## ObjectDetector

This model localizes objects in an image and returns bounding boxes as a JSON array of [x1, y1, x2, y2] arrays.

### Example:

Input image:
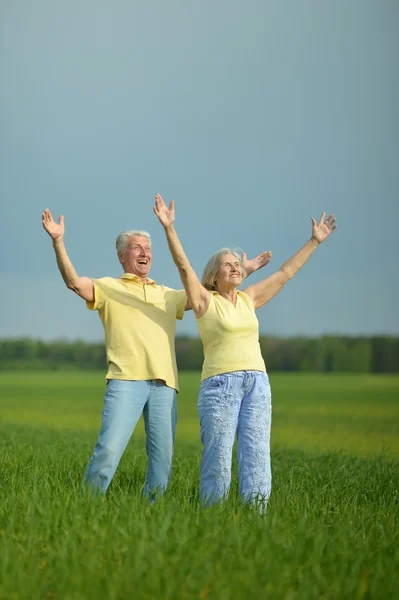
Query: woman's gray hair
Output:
[[116, 230, 152, 254], [201, 248, 246, 291]]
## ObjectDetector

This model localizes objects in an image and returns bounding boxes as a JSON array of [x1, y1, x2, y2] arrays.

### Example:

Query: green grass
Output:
[[1, 372, 399, 599]]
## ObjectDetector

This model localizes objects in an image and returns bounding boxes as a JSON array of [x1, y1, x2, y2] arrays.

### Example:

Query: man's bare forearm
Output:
[[52, 237, 82, 291], [42, 208, 94, 301]]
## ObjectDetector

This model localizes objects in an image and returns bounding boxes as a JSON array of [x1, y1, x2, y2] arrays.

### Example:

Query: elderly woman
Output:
[[154, 194, 336, 506]]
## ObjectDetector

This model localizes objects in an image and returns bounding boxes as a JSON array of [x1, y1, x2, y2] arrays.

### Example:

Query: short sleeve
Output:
[[86, 278, 107, 311], [174, 289, 188, 320]]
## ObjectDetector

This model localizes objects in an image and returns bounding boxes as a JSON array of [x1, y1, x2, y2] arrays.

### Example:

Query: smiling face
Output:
[[119, 235, 153, 278], [214, 253, 243, 290]]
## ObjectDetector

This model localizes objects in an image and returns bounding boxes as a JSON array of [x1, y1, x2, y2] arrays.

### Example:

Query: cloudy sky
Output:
[[1, 0, 398, 341]]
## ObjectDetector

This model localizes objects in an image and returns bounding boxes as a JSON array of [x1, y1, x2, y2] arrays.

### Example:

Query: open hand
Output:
[[242, 250, 272, 276], [311, 212, 337, 244], [42, 209, 64, 240], [153, 194, 175, 228]]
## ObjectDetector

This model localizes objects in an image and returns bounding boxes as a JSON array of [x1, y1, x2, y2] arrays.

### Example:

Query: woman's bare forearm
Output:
[[163, 224, 209, 314], [163, 224, 192, 275], [279, 238, 319, 281], [244, 212, 336, 309], [244, 238, 319, 308]]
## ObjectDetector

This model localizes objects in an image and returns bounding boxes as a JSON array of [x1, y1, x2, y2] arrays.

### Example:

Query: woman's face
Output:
[[215, 253, 243, 289]]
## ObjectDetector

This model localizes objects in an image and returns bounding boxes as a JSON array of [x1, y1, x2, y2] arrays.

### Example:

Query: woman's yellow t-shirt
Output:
[[196, 290, 266, 381]]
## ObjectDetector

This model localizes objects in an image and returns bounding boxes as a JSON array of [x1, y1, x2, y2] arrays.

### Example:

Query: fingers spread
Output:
[[325, 214, 337, 232], [259, 251, 272, 262], [155, 193, 165, 208], [42, 209, 52, 225]]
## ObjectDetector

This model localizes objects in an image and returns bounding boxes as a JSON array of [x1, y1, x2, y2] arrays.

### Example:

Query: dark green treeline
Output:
[[0, 336, 398, 373]]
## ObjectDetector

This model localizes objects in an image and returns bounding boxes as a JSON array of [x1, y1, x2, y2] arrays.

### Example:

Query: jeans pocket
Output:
[[200, 374, 227, 392], [198, 375, 230, 412]]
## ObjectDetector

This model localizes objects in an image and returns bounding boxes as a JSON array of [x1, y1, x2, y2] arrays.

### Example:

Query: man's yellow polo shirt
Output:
[[86, 274, 187, 391]]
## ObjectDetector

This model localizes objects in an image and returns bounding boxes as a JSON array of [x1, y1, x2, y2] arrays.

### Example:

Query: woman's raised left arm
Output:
[[243, 212, 337, 310]]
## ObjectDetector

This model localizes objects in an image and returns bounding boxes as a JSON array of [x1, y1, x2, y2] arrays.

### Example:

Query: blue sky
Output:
[[1, 0, 398, 341]]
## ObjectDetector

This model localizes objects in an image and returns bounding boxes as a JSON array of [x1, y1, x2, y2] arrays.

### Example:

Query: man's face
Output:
[[119, 235, 152, 278]]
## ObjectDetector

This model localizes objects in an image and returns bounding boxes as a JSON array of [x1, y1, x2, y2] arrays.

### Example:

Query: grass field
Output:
[[1, 371, 398, 599]]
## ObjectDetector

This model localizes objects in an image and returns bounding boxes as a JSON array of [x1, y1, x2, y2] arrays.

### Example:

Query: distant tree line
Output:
[[0, 336, 398, 373]]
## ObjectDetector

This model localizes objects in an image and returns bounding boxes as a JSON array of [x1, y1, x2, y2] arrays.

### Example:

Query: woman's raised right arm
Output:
[[42, 209, 94, 302], [153, 194, 210, 318]]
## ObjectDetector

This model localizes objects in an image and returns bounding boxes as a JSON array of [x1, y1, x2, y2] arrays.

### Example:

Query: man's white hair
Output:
[[116, 230, 152, 254], [201, 247, 246, 291]]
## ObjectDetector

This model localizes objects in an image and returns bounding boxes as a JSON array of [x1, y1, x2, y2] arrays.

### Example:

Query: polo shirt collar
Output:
[[120, 273, 157, 285]]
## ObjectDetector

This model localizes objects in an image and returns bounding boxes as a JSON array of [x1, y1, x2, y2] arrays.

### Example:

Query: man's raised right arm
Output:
[[42, 209, 94, 302]]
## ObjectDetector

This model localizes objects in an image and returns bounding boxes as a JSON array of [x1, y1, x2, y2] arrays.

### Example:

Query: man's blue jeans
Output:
[[84, 379, 177, 495], [198, 370, 272, 506]]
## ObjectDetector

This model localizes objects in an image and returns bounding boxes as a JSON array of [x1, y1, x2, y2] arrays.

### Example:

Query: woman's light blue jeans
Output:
[[84, 379, 177, 496], [198, 370, 272, 507]]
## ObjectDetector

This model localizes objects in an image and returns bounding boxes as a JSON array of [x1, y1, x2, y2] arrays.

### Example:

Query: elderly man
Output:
[[42, 207, 270, 496]]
